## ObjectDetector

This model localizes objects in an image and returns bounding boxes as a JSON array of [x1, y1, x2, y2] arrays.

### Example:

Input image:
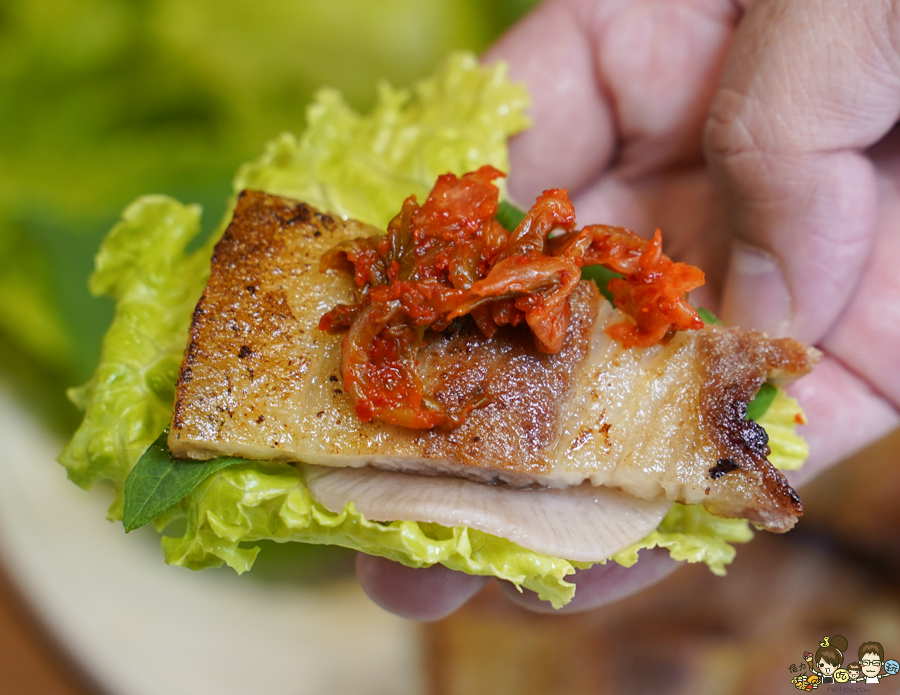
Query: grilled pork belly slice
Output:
[[169, 190, 819, 533], [305, 465, 670, 562]]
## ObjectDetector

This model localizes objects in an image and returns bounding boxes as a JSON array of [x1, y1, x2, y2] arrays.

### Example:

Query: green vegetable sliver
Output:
[[123, 432, 247, 532]]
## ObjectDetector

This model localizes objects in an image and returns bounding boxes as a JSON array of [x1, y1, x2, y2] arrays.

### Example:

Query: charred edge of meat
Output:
[[697, 329, 815, 521], [708, 458, 740, 480]]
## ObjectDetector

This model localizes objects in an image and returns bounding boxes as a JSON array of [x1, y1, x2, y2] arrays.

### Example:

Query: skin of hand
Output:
[[356, 0, 900, 620]]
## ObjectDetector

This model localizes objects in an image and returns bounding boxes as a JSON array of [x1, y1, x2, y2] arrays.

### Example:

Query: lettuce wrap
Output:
[[59, 53, 809, 609]]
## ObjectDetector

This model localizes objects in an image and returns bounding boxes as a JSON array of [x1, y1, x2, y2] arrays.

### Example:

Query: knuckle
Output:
[[703, 87, 765, 172]]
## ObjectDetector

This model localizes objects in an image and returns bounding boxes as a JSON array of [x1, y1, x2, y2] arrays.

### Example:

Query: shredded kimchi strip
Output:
[[319, 166, 705, 429]]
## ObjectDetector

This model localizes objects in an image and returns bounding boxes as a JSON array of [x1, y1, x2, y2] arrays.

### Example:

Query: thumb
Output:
[[704, 0, 900, 343]]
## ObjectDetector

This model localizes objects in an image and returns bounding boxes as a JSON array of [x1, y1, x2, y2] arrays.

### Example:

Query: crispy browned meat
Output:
[[169, 190, 819, 532], [696, 330, 812, 528], [413, 279, 599, 477]]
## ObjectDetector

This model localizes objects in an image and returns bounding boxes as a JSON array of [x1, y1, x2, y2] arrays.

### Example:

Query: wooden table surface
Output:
[[0, 563, 96, 695]]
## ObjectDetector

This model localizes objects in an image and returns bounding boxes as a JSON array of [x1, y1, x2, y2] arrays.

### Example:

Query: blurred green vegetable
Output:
[[0, 0, 539, 431]]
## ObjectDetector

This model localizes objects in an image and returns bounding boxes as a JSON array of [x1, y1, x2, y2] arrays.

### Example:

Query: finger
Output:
[[483, 0, 617, 202], [784, 355, 900, 487], [816, 128, 900, 410], [784, 137, 900, 479], [484, 0, 739, 205], [705, 0, 900, 344], [498, 548, 679, 614], [355, 555, 488, 621]]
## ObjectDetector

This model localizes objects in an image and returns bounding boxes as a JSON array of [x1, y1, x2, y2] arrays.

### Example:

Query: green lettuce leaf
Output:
[[759, 387, 809, 471], [58, 196, 213, 519], [234, 52, 529, 229], [1, 0, 539, 431], [611, 503, 755, 576], [696, 307, 724, 326], [160, 462, 577, 609]]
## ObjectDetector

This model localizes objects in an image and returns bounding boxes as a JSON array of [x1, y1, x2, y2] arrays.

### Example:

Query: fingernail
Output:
[[721, 242, 792, 336]]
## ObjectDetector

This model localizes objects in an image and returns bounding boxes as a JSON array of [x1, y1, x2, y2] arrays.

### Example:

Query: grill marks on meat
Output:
[[415, 282, 598, 476], [549, 306, 817, 532], [169, 190, 819, 533]]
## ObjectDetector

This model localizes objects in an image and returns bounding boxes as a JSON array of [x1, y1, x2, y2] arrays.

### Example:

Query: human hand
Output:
[[357, 0, 900, 620]]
